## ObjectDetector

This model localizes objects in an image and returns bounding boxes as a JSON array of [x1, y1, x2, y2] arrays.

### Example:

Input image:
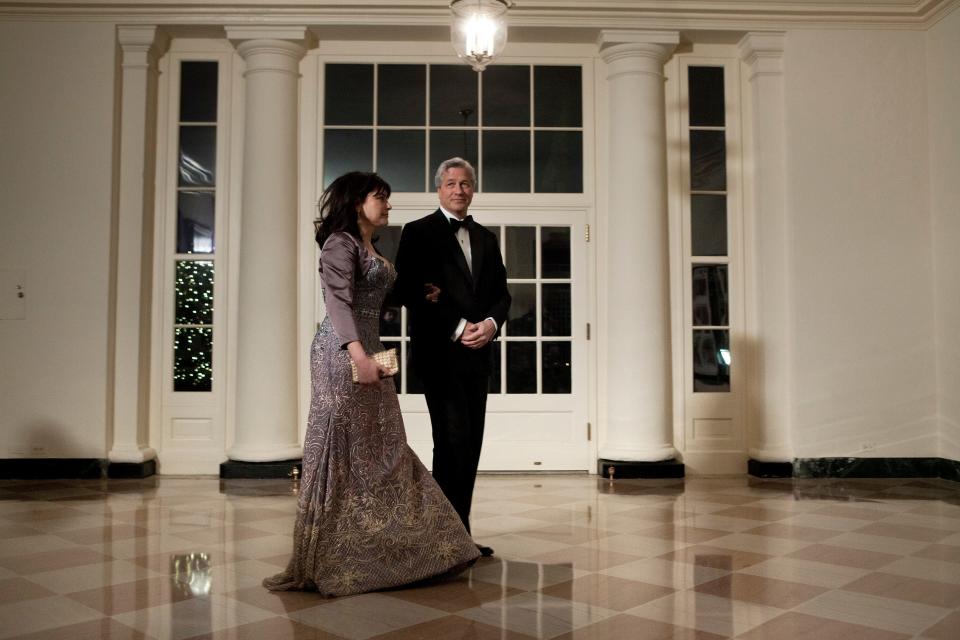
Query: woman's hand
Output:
[[424, 282, 441, 303], [347, 341, 389, 385], [353, 356, 388, 385]]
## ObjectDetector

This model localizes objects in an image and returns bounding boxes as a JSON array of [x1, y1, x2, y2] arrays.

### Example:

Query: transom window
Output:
[[322, 63, 583, 193]]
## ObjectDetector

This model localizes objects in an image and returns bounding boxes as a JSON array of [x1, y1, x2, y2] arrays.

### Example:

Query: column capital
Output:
[[598, 29, 679, 65], [738, 32, 786, 78], [117, 25, 168, 68], [225, 25, 315, 48]]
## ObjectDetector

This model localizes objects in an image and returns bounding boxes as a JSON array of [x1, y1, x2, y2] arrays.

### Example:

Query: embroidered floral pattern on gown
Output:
[[264, 233, 479, 596]]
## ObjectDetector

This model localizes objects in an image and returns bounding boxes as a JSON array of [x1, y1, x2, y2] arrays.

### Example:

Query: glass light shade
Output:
[[450, 0, 510, 72]]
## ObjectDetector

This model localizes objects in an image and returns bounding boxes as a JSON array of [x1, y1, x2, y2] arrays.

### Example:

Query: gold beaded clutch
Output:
[[351, 348, 399, 383]]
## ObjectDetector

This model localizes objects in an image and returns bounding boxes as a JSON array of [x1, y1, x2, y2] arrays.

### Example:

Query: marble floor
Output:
[[0, 474, 958, 639]]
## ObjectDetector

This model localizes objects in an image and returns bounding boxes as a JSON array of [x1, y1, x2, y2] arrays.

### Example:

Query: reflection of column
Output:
[[598, 30, 680, 472], [224, 27, 308, 464], [738, 33, 793, 471], [108, 26, 167, 477]]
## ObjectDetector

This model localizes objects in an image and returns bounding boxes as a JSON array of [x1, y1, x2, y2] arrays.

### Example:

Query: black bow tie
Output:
[[449, 216, 474, 233]]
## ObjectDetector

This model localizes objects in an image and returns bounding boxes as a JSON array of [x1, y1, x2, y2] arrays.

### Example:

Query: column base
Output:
[[598, 458, 684, 479], [748, 458, 793, 478], [226, 444, 302, 463], [220, 458, 302, 479], [107, 459, 157, 479], [108, 446, 157, 464]]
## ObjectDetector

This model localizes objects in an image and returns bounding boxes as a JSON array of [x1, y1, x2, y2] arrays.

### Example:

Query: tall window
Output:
[[322, 63, 583, 193], [173, 61, 218, 392], [687, 65, 730, 392]]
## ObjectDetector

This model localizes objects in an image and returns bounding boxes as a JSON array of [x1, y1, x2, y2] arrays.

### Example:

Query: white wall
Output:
[[927, 8, 960, 462], [785, 29, 938, 458], [0, 21, 117, 459], [0, 17, 953, 469]]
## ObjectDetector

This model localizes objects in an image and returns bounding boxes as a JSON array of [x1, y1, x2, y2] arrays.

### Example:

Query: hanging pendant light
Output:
[[449, 0, 512, 72]]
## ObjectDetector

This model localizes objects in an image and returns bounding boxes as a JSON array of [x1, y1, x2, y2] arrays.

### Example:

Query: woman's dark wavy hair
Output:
[[314, 171, 391, 248]]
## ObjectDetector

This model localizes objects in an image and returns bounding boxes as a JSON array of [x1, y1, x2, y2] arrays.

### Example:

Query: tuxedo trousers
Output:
[[421, 367, 489, 534]]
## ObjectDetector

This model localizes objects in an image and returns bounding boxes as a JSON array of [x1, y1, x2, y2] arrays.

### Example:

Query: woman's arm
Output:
[[319, 233, 362, 349]]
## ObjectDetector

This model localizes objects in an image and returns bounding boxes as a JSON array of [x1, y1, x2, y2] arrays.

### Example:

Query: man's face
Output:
[[437, 167, 475, 218]]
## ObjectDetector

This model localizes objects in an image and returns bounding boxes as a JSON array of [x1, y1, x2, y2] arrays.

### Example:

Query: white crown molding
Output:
[[0, 0, 956, 30]]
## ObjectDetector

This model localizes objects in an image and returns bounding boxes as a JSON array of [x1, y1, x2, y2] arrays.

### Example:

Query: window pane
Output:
[[373, 225, 402, 263], [430, 65, 478, 126], [534, 66, 582, 127], [541, 226, 570, 278], [542, 284, 571, 337], [542, 342, 571, 394], [377, 130, 425, 192], [178, 126, 216, 187], [483, 65, 530, 126], [535, 131, 582, 193], [488, 343, 501, 394], [380, 303, 402, 337], [177, 191, 215, 254], [482, 131, 530, 192], [688, 66, 725, 127], [505, 226, 536, 279], [692, 265, 728, 327], [174, 327, 213, 392], [179, 61, 218, 123], [693, 329, 730, 392], [430, 130, 478, 186], [506, 283, 536, 337], [323, 129, 373, 188], [175, 260, 214, 325], [690, 130, 726, 191], [325, 64, 373, 126], [378, 64, 425, 126], [506, 342, 536, 393], [691, 194, 728, 256]]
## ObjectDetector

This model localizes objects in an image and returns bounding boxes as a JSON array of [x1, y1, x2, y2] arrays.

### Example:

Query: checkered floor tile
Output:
[[0, 475, 957, 639]]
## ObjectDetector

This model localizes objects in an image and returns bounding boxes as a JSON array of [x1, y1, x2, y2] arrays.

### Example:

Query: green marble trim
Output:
[[794, 457, 959, 482]]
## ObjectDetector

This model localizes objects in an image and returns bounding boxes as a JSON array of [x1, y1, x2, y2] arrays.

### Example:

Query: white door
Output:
[[352, 207, 591, 471]]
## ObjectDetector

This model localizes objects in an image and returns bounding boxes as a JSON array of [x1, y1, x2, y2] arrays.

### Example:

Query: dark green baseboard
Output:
[[794, 457, 959, 481], [107, 459, 157, 478], [219, 458, 302, 479], [0, 458, 104, 479], [597, 458, 685, 479], [748, 459, 794, 478], [0, 458, 159, 479]]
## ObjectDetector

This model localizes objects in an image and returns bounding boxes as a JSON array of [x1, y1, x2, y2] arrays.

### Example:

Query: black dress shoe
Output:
[[476, 544, 494, 557]]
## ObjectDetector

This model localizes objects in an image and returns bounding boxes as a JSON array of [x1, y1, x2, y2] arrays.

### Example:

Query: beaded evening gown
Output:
[[263, 232, 479, 596]]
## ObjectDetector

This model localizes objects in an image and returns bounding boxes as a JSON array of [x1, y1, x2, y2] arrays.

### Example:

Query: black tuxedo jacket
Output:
[[395, 209, 511, 376]]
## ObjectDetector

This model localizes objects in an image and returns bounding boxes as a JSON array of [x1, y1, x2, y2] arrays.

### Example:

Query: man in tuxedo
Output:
[[395, 158, 510, 557]]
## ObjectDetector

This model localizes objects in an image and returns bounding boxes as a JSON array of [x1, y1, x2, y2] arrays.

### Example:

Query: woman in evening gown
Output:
[[264, 172, 480, 596]]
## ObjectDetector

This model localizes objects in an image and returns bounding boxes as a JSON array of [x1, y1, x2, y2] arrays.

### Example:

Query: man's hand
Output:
[[461, 318, 496, 349]]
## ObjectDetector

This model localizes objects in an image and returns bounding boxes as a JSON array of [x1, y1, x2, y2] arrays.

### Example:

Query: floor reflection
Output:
[[172, 552, 212, 597], [0, 475, 957, 639]]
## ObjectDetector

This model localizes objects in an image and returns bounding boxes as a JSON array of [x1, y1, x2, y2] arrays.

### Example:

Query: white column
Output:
[[109, 26, 166, 466], [598, 30, 679, 462], [739, 32, 793, 463], [225, 27, 308, 462]]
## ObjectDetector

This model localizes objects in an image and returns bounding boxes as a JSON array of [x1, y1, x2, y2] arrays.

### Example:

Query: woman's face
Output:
[[357, 190, 391, 231]]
